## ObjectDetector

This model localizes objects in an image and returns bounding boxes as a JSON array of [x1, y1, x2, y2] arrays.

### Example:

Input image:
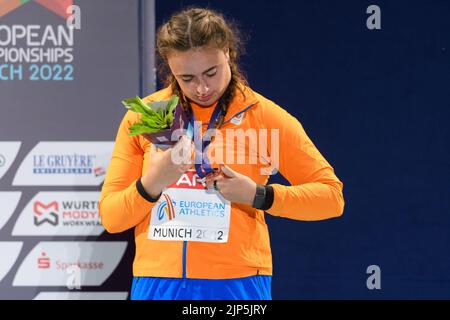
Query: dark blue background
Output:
[[153, 0, 450, 299]]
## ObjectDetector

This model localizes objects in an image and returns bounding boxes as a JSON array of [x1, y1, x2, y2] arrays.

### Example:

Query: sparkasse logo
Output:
[[37, 251, 50, 269], [13, 242, 128, 286]]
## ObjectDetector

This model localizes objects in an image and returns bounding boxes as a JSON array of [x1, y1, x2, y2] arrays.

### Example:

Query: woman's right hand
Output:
[[141, 135, 194, 198]]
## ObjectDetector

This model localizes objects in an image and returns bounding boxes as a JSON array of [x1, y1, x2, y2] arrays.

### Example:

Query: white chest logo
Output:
[[230, 113, 244, 125]]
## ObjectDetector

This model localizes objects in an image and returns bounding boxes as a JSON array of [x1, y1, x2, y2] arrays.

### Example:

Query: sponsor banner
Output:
[[0, 192, 22, 231], [0, 142, 21, 181], [12, 191, 103, 236], [0, 0, 155, 299], [33, 291, 128, 300], [12, 141, 113, 186], [13, 241, 127, 287], [0, 242, 23, 283], [0, 0, 78, 82]]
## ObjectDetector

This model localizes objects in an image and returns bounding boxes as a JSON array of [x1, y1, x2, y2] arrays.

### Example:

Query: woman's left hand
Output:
[[205, 164, 257, 206]]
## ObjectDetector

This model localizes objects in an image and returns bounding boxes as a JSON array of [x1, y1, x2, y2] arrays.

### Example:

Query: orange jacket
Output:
[[99, 85, 345, 279]]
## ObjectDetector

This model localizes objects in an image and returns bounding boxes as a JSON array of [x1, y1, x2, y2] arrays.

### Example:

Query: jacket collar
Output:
[[222, 83, 259, 122]]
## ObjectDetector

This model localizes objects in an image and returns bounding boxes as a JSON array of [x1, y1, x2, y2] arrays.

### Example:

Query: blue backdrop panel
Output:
[[154, 0, 450, 299]]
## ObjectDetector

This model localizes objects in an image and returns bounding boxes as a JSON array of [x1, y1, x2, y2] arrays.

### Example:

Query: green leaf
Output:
[[123, 94, 180, 136], [128, 123, 160, 136], [122, 97, 158, 117], [136, 96, 156, 114], [167, 95, 179, 115], [122, 99, 148, 115]]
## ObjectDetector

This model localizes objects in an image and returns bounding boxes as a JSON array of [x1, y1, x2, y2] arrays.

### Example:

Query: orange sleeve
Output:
[[99, 111, 156, 233], [263, 101, 345, 221]]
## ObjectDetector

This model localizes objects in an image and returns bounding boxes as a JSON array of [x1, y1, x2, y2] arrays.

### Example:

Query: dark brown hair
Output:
[[156, 7, 248, 128]]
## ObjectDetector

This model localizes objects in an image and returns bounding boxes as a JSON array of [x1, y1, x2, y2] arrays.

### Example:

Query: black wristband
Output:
[[261, 185, 274, 211], [136, 178, 162, 203], [252, 184, 274, 211]]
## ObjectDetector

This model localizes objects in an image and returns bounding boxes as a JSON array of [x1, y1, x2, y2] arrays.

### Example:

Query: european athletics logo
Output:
[[0, 0, 73, 18], [157, 194, 176, 221]]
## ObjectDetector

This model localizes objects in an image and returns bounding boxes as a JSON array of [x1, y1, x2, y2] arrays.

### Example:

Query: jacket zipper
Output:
[[182, 240, 187, 288], [180, 104, 256, 290], [256, 270, 264, 300]]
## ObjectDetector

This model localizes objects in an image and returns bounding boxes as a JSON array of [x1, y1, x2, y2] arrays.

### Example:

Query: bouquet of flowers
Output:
[[122, 95, 189, 148]]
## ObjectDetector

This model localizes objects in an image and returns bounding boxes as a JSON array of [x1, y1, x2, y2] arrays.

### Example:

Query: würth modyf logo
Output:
[[34, 201, 59, 226], [0, 0, 73, 18]]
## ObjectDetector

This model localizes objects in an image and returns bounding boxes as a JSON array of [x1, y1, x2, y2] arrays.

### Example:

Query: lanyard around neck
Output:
[[188, 96, 225, 179]]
